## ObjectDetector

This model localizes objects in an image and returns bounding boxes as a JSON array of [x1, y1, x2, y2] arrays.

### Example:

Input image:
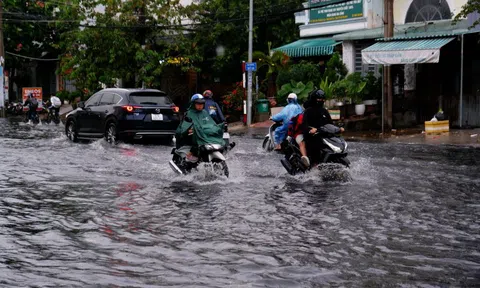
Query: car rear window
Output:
[[128, 92, 172, 105]]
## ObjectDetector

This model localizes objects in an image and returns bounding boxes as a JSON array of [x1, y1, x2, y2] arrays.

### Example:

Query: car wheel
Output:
[[105, 122, 118, 145], [66, 120, 78, 142]]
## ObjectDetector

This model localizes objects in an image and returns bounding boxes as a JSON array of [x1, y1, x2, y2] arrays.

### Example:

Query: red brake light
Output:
[[123, 105, 139, 112], [172, 106, 180, 113]]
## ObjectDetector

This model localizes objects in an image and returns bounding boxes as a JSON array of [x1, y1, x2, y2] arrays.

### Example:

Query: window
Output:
[[85, 93, 102, 107], [99, 93, 114, 105], [405, 0, 451, 23], [113, 94, 122, 104], [355, 42, 379, 76], [128, 92, 172, 106]]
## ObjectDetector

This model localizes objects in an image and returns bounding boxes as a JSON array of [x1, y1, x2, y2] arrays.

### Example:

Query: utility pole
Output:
[[383, 0, 393, 130], [0, 0, 5, 118], [247, 0, 253, 126]]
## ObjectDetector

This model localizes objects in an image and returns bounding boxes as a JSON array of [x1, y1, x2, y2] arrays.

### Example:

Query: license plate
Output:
[[151, 114, 163, 121], [223, 132, 230, 139]]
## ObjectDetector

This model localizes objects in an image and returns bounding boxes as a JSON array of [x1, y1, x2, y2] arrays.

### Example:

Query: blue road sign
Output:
[[246, 62, 257, 72]]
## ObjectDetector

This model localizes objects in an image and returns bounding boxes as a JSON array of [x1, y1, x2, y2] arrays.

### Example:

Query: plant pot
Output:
[[355, 104, 366, 116], [363, 99, 377, 105]]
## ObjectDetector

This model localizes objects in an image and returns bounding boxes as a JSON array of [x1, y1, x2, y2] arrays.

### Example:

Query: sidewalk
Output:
[[228, 119, 480, 146]]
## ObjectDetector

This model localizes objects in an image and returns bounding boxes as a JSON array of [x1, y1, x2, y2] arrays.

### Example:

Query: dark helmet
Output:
[[191, 94, 205, 104], [309, 89, 326, 101]]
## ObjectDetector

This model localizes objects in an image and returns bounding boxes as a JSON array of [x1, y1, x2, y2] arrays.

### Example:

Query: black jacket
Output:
[[302, 105, 333, 136]]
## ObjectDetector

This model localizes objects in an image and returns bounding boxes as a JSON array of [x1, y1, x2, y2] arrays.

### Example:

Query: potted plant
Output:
[[362, 72, 381, 105], [341, 73, 367, 116]]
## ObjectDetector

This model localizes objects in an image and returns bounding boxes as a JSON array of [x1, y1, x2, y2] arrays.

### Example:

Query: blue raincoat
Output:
[[271, 102, 303, 145]]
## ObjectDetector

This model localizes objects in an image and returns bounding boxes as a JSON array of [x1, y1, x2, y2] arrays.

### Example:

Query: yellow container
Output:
[[425, 120, 449, 134], [329, 109, 341, 120]]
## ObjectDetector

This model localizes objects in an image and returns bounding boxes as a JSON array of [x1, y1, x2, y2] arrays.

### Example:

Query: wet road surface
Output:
[[0, 118, 479, 287]]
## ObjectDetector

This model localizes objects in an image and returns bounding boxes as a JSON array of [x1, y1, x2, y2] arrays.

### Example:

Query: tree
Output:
[[57, 0, 185, 94], [2, 0, 64, 100], [454, 0, 480, 28], [180, 0, 303, 79]]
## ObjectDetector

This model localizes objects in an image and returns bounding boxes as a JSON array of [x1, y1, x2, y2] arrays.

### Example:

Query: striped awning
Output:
[[272, 37, 340, 58], [362, 38, 455, 65]]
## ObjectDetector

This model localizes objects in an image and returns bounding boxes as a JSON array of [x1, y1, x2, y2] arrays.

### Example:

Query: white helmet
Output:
[[287, 93, 297, 100]]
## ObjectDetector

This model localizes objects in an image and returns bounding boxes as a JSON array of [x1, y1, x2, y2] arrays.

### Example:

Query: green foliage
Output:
[[362, 72, 382, 101], [333, 73, 366, 103], [276, 61, 321, 89], [181, 0, 303, 74], [319, 77, 335, 100], [57, 0, 184, 92], [222, 82, 245, 118], [323, 52, 348, 82], [277, 80, 314, 105], [454, 0, 480, 28]]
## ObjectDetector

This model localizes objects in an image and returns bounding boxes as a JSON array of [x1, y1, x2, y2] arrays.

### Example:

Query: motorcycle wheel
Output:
[[337, 157, 350, 168], [263, 137, 274, 152], [281, 158, 296, 176]]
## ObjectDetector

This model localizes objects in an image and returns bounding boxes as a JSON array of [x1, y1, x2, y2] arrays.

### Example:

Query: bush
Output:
[[323, 52, 348, 82], [276, 61, 321, 89], [222, 82, 245, 119], [56, 90, 70, 104], [277, 81, 314, 105]]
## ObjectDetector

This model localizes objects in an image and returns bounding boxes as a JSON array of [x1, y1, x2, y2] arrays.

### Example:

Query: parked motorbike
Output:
[[169, 143, 230, 177], [262, 121, 282, 152], [280, 124, 350, 176]]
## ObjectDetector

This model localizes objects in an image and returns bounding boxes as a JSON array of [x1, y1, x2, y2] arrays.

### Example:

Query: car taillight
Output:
[[172, 106, 180, 113], [122, 105, 140, 112]]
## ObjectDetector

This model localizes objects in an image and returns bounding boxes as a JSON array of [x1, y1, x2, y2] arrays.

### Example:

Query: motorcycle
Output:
[[262, 121, 282, 152], [44, 106, 60, 125], [169, 143, 230, 177], [24, 108, 40, 124], [169, 121, 232, 177], [280, 124, 350, 176]]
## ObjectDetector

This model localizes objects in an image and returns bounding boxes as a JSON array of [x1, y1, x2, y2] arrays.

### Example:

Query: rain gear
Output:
[[204, 98, 225, 124], [175, 102, 225, 150], [271, 102, 303, 145]]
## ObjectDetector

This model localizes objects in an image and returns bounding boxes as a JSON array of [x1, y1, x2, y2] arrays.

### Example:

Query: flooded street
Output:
[[0, 118, 479, 287]]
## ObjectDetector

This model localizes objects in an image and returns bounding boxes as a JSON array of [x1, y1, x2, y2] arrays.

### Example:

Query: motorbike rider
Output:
[[287, 99, 312, 167], [270, 93, 303, 151], [23, 93, 39, 122], [203, 90, 226, 124], [302, 89, 344, 162], [48, 94, 62, 120], [175, 94, 225, 163]]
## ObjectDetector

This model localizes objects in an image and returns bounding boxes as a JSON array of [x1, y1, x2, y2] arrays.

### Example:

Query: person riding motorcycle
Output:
[[23, 93, 39, 122], [48, 94, 62, 120], [270, 93, 303, 150], [286, 99, 312, 167], [302, 89, 344, 163], [203, 90, 226, 124], [175, 94, 225, 163]]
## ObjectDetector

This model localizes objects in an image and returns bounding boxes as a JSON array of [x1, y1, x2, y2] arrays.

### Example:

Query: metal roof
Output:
[[333, 19, 476, 41]]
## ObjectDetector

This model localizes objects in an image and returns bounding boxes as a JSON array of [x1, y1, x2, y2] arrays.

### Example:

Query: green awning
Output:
[[362, 38, 455, 65], [272, 38, 340, 57]]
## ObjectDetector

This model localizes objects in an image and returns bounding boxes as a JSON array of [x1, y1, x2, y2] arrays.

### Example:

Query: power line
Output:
[[5, 51, 60, 61]]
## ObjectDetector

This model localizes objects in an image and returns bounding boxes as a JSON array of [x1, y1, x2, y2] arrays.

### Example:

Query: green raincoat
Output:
[[175, 104, 225, 149]]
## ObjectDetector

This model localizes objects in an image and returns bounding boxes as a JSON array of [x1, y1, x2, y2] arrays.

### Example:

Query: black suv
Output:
[[65, 88, 181, 143]]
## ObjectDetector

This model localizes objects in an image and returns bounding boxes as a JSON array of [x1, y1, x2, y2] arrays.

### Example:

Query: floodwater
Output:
[[0, 118, 479, 287]]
